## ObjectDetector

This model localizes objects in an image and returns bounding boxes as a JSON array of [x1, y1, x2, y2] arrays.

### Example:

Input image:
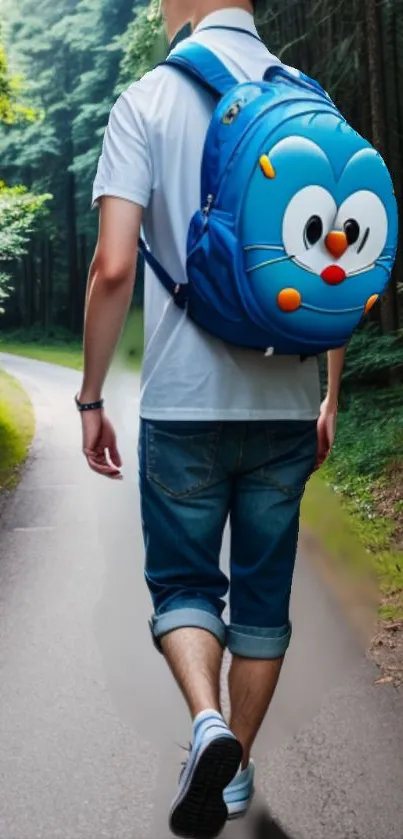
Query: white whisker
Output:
[[374, 261, 391, 275], [348, 265, 374, 277], [246, 255, 293, 273], [244, 244, 285, 253]]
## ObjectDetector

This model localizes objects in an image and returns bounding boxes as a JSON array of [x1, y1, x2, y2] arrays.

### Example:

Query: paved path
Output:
[[0, 352, 402, 839]]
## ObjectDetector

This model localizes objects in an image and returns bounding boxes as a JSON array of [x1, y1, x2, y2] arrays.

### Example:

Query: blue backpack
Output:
[[139, 33, 398, 357]]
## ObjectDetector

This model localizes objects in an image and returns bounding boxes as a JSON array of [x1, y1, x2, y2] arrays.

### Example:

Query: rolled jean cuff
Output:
[[150, 607, 227, 652], [227, 622, 292, 659]]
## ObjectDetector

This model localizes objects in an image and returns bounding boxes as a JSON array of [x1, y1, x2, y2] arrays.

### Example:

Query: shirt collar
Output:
[[169, 23, 192, 52], [195, 8, 258, 37]]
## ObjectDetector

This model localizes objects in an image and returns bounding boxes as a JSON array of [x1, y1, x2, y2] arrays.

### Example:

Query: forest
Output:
[[1, 0, 402, 341], [0, 0, 402, 607]]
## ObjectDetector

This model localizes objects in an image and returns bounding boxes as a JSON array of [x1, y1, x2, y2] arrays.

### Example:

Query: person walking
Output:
[[76, 2, 344, 836]]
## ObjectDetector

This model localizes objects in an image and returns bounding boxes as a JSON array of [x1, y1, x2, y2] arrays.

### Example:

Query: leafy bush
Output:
[[0, 39, 37, 124], [118, 0, 165, 87], [342, 324, 403, 387], [0, 182, 51, 261], [1, 325, 78, 344], [323, 384, 403, 549]]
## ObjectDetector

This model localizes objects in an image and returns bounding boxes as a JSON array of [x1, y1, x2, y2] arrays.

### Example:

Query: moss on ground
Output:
[[0, 367, 35, 491], [302, 472, 403, 621]]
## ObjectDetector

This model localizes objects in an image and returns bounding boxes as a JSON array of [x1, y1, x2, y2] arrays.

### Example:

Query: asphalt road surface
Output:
[[0, 352, 402, 839]]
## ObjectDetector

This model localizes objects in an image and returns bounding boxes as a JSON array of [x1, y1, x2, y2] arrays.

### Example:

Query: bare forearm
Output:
[[79, 265, 134, 402], [326, 346, 347, 409]]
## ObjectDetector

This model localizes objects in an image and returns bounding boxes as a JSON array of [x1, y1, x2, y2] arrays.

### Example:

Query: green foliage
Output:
[[119, 0, 165, 86], [303, 474, 403, 617], [0, 274, 12, 313], [69, 0, 138, 210], [0, 183, 51, 262], [0, 367, 35, 491], [327, 388, 403, 489], [0, 39, 37, 124], [0, 35, 51, 313], [316, 332, 403, 616], [342, 325, 403, 385], [1, 325, 80, 344], [0, 182, 51, 311], [0, 0, 147, 331], [320, 387, 403, 610]]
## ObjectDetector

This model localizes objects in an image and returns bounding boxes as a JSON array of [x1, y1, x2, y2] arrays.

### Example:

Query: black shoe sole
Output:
[[169, 736, 243, 839]]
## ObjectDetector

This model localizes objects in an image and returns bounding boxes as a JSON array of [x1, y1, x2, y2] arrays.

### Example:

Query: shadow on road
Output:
[[220, 799, 296, 839], [250, 806, 294, 839]]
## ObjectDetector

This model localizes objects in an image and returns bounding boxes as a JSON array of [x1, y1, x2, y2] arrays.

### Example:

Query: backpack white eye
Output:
[[334, 191, 388, 273], [283, 186, 337, 261]]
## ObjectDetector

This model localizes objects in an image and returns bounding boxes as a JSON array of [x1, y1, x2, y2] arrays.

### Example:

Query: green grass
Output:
[[0, 367, 35, 491], [0, 340, 84, 370], [303, 387, 403, 620], [0, 308, 144, 373], [302, 475, 403, 616]]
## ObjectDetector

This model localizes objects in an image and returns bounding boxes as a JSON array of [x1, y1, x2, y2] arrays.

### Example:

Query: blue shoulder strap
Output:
[[140, 28, 263, 301], [139, 43, 238, 299], [138, 239, 188, 308], [164, 42, 238, 99]]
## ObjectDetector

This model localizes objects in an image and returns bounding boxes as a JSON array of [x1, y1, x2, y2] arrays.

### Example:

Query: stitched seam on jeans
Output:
[[260, 473, 305, 499], [145, 425, 221, 497], [263, 426, 316, 498]]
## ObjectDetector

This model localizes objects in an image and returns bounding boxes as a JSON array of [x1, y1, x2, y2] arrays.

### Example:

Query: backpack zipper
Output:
[[203, 93, 337, 217], [202, 193, 214, 218]]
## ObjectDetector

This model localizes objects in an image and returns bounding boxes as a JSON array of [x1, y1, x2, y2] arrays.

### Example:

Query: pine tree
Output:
[[0, 0, 145, 332], [0, 30, 50, 317]]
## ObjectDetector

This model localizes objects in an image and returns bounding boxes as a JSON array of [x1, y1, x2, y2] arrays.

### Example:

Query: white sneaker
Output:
[[169, 711, 242, 838], [223, 760, 255, 819]]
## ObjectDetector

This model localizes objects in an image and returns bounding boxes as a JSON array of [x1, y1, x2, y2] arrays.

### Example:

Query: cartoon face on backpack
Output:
[[240, 113, 398, 347], [144, 44, 398, 355]]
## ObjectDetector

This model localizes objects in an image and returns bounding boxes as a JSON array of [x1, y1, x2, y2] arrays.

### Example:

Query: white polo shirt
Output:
[[92, 8, 321, 420]]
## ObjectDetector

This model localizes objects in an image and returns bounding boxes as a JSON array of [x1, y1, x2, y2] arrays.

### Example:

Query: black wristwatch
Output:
[[74, 393, 104, 412]]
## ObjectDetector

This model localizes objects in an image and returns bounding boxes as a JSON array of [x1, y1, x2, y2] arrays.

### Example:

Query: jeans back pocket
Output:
[[145, 421, 221, 498]]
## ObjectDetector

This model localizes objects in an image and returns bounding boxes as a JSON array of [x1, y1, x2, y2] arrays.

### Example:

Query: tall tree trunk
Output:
[[381, 0, 401, 331], [39, 236, 53, 335], [28, 240, 37, 328], [365, 0, 397, 335], [77, 232, 87, 334], [39, 237, 47, 334], [66, 170, 79, 334], [47, 239, 54, 332], [19, 258, 29, 328], [394, 0, 403, 330]]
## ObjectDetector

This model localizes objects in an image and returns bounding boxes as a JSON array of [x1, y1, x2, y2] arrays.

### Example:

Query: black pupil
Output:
[[344, 219, 360, 245], [305, 215, 323, 246]]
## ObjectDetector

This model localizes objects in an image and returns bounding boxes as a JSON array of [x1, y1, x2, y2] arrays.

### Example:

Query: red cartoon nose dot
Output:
[[321, 265, 346, 285]]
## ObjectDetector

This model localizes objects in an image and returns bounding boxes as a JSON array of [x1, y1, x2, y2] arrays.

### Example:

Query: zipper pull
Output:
[[202, 193, 214, 218]]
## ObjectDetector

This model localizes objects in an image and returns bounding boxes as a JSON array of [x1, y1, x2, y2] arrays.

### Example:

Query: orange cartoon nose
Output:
[[325, 230, 348, 260]]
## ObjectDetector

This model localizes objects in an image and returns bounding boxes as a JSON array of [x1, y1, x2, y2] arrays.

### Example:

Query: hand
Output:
[[80, 409, 122, 480], [316, 396, 338, 470]]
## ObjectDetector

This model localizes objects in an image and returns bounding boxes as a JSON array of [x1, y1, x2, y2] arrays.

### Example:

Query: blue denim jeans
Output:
[[138, 419, 317, 660]]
